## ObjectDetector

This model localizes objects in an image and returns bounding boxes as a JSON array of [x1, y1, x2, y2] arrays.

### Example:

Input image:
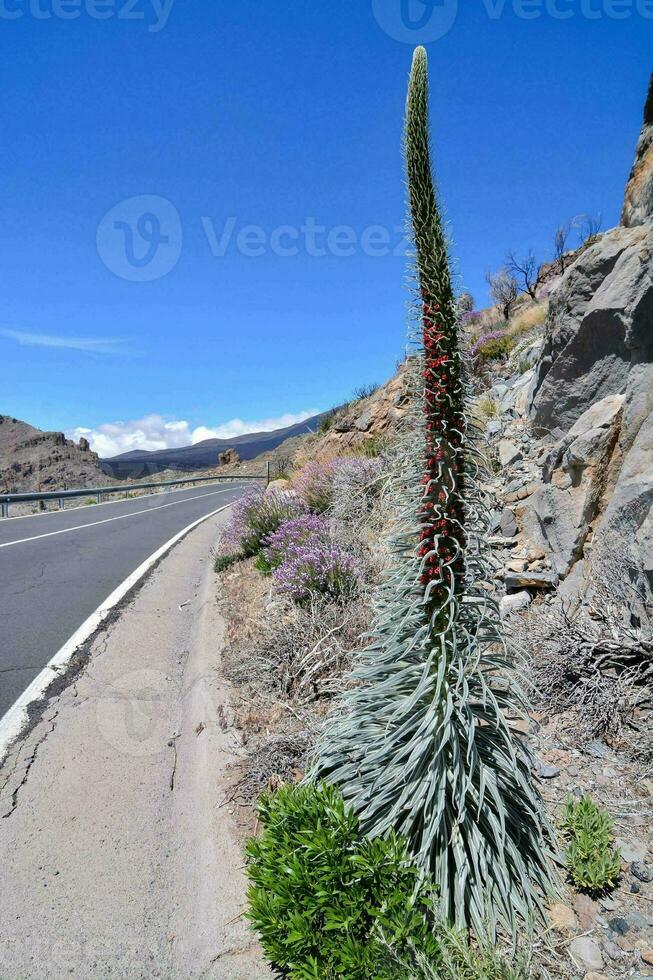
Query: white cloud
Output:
[[69, 410, 319, 458], [0, 328, 126, 354]]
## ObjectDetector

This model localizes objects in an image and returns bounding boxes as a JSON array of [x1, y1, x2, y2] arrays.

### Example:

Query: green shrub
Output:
[[253, 552, 273, 574], [561, 795, 621, 894], [359, 436, 386, 458], [319, 411, 337, 434], [214, 553, 243, 573], [246, 783, 440, 979], [475, 333, 515, 363]]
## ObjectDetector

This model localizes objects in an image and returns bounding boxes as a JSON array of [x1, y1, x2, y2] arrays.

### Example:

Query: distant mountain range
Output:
[[101, 413, 325, 478]]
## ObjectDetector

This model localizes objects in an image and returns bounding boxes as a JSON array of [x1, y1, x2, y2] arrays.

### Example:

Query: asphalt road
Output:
[[0, 481, 250, 719]]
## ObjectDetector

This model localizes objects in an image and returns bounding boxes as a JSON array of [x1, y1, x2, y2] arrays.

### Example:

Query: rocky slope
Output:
[[519, 81, 653, 631], [215, 371, 410, 480], [622, 72, 653, 229], [0, 416, 109, 493], [452, 82, 653, 975]]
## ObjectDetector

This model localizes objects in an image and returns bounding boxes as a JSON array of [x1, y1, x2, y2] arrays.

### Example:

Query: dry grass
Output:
[[507, 301, 548, 341], [510, 593, 653, 750], [474, 394, 501, 421]]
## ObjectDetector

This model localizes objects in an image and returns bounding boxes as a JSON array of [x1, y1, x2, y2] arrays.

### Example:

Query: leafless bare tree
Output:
[[574, 212, 602, 247], [553, 222, 572, 273], [485, 268, 519, 321], [458, 291, 475, 313], [505, 250, 543, 300]]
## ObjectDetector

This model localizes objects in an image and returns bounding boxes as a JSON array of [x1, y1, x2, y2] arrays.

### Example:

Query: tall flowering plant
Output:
[[313, 47, 555, 939]]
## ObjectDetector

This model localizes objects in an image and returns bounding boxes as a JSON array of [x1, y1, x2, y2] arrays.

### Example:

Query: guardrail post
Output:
[[266, 460, 271, 487], [96, 491, 102, 504], [1, 502, 8, 519], [59, 498, 65, 511]]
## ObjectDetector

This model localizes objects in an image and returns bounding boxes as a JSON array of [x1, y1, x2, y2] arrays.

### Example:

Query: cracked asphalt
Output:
[[0, 508, 270, 979], [0, 481, 251, 719]]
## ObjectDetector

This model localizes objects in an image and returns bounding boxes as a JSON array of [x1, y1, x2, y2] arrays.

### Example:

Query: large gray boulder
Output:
[[531, 223, 652, 435], [589, 406, 653, 621], [517, 395, 624, 577], [524, 72, 653, 626], [525, 217, 653, 623]]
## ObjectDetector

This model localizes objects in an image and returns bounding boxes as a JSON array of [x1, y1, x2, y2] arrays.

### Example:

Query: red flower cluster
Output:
[[418, 295, 464, 589]]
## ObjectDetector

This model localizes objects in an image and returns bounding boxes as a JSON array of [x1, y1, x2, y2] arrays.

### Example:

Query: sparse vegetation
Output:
[[561, 795, 621, 895], [358, 435, 385, 457], [214, 552, 243, 573], [476, 393, 500, 419], [485, 268, 519, 321], [352, 381, 380, 400], [458, 291, 475, 312], [553, 221, 571, 272], [506, 249, 543, 301]]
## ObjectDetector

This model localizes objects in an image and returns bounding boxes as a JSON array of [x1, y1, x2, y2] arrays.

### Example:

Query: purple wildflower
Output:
[[469, 329, 506, 358], [293, 459, 345, 513], [294, 456, 382, 513], [262, 513, 329, 570], [272, 542, 358, 603], [219, 486, 307, 557], [461, 309, 481, 325]]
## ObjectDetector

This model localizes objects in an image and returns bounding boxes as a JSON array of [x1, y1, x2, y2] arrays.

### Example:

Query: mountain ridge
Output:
[[100, 412, 327, 478]]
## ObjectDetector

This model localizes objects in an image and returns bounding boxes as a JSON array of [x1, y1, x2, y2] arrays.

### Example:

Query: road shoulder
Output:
[[0, 511, 270, 979]]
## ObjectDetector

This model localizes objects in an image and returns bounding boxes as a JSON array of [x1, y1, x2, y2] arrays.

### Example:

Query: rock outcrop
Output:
[[494, 79, 653, 627], [531, 223, 652, 435], [518, 394, 624, 577], [622, 72, 653, 229], [475, 75, 653, 631], [218, 447, 241, 467], [0, 416, 109, 493], [316, 369, 409, 457], [525, 215, 653, 623]]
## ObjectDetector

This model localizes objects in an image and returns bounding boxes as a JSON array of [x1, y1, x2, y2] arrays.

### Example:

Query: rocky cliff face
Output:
[[0, 416, 109, 493], [622, 72, 653, 229], [486, 80, 653, 631]]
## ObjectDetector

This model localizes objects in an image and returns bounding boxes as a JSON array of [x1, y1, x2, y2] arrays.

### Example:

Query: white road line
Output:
[[0, 486, 236, 550], [0, 502, 233, 764]]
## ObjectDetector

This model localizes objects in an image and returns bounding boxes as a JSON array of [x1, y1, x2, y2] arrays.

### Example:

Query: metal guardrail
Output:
[[0, 464, 270, 519]]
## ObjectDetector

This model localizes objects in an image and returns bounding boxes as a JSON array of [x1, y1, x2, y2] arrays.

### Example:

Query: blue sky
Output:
[[0, 0, 649, 455]]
